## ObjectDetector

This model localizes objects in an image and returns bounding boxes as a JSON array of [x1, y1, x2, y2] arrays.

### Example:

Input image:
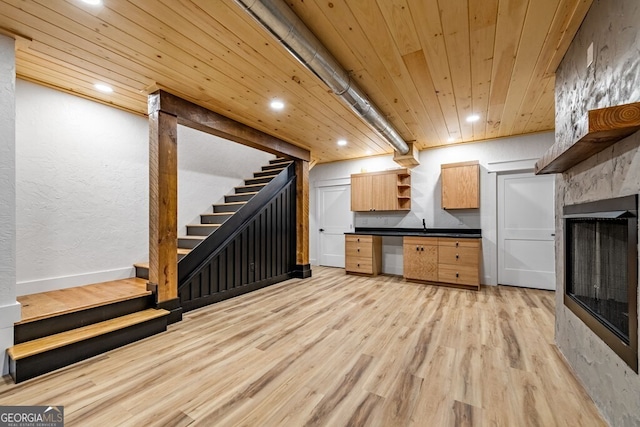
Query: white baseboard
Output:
[[17, 267, 136, 296], [0, 302, 22, 376]]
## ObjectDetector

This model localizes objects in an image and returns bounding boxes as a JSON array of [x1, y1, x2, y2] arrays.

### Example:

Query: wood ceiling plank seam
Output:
[[292, 0, 426, 143], [16, 57, 148, 107], [406, 0, 462, 143], [508, 0, 575, 135], [401, 50, 452, 146], [15, 37, 150, 90], [125, 0, 381, 155], [197, 0, 398, 157], [438, 0, 474, 142], [344, 0, 440, 144], [484, 0, 530, 140], [468, 0, 499, 142], [496, 0, 559, 137], [375, 0, 422, 57], [544, 0, 594, 76]]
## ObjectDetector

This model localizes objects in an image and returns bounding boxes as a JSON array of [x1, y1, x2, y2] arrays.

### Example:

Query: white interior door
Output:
[[498, 172, 555, 290], [318, 184, 353, 267]]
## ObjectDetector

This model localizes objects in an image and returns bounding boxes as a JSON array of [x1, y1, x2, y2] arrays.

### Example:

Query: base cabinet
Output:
[[402, 236, 481, 290], [345, 235, 382, 276], [403, 237, 438, 281]]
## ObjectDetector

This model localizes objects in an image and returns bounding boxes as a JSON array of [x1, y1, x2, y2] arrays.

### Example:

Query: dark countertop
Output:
[[345, 227, 482, 239]]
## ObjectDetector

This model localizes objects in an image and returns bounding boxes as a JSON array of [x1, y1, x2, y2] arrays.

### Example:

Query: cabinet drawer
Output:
[[438, 246, 479, 266], [438, 238, 480, 248], [346, 241, 373, 258], [438, 264, 479, 286], [403, 236, 438, 246], [346, 257, 374, 274], [345, 235, 373, 244]]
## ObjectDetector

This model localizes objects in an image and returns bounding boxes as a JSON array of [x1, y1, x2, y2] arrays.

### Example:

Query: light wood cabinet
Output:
[[441, 161, 479, 209], [403, 237, 438, 282], [351, 169, 411, 211], [437, 238, 480, 289], [345, 235, 382, 276]]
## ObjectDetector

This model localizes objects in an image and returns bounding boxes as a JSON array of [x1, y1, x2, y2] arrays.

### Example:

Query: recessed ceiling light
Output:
[[94, 83, 113, 93], [365, 149, 372, 155], [447, 136, 455, 142], [81, 0, 102, 5], [337, 139, 347, 146], [270, 100, 284, 110], [466, 114, 480, 123]]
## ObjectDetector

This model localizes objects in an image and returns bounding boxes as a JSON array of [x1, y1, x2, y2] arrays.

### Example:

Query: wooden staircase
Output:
[[8, 278, 169, 383], [134, 158, 292, 279]]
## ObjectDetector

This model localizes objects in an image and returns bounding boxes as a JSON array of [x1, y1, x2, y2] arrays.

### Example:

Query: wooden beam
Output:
[[148, 106, 178, 303], [295, 159, 311, 278], [535, 102, 640, 174], [150, 90, 310, 161]]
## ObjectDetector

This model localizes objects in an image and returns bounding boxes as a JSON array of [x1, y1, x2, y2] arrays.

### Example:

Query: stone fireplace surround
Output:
[[550, 0, 640, 425]]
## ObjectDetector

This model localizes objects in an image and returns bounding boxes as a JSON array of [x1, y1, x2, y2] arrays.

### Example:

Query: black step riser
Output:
[[200, 214, 232, 224], [235, 185, 265, 194], [262, 163, 290, 171], [225, 193, 255, 203], [269, 158, 288, 164], [187, 226, 218, 236], [14, 295, 154, 344], [135, 265, 149, 280], [178, 238, 203, 249], [254, 169, 284, 178], [245, 176, 275, 185], [213, 204, 243, 213], [10, 316, 167, 383]]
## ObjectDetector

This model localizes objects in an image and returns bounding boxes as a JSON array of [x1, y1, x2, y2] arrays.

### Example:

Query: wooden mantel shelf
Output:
[[535, 102, 640, 174]]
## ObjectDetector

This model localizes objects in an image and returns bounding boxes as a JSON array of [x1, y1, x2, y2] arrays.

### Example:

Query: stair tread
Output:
[[213, 201, 247, 206], [235, 184, 266, 188], [8, 309, 169, 360], [187, 223, 221, 227], [180, 235, 206, 240], [16, 278, 151, 325], [201, 212, 234, 217], [134, 248, 191, 269]]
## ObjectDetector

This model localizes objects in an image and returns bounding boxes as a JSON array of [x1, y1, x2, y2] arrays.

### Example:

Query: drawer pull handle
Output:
[[421, 247, 424, 251], [456, 272, 459, 278], [456, 254, 459, 259], [357, 263, 360, 267], [416, 246, 419, 251], [456, 241, 459, 247], [357, 238, 360, 242], [357, 248, 360, 252]]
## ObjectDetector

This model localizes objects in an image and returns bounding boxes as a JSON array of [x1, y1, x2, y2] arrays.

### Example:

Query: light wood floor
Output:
[[1, 267, 605, 426]]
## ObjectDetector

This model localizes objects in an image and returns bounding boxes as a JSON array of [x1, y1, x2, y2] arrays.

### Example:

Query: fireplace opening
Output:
[[564, 195, 638, 372]]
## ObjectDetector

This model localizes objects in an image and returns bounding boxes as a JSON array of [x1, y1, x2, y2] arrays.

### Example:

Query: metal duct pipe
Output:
[[234, 0, 410, 155]]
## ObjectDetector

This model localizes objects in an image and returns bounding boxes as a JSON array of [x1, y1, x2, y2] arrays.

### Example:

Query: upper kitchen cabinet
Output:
[[351, 169, 411, 212], [441, 161, 480, 209]]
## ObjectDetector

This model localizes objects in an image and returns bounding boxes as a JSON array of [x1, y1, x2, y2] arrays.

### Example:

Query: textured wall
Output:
[[554, 1, 640, 425], [309, 132, 554, 279], [0, 35, 21, 376], [15, 80, 273, 295]]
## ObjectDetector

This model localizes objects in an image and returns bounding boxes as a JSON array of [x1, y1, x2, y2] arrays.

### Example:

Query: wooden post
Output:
[[294, 159, 312, 278], [148, 100, 181, 322]]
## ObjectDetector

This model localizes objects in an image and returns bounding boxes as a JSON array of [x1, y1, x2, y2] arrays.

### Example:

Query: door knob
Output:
[[319, 228, 325, 232]]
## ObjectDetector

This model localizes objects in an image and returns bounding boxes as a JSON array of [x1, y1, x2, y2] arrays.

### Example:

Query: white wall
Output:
[[16, 80, 273, 295], [177, 125, 273, 234], [0, 35, 21, 376], [310, 132, 554, 280]]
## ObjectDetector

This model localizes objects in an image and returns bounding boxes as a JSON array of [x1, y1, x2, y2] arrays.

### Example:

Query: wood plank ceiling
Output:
[[0, 0, 592, 164]]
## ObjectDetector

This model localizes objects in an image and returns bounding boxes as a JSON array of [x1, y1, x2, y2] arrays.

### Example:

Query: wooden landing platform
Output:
[[16, 278, 150, 324]]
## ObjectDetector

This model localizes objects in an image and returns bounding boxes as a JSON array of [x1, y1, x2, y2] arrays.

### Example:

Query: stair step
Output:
[[254, 168, 285, 178], [8, 308, 169, 383], [244, 175, 278, 185], [200, 212, 234, 224], [262, 160, 292, 171], [187, 223, 220, 236], [178, 235, 206, 249], [213, 201, 246, 213], [225, 192, 258, 203], [235, 183, 266, 194], [269, 157, 289, 164], [134, 248, 191, 280]]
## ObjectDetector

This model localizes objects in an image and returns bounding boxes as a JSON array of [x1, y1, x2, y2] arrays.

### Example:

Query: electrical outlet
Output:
[[587, 42, 594, 68]]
